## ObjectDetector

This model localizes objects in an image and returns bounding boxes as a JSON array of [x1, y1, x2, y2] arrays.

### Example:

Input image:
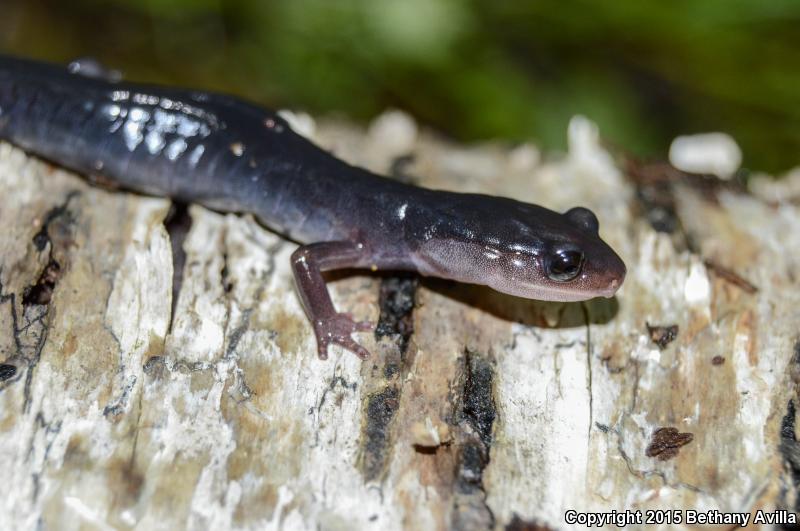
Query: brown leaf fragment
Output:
[[646, 427, 694, 461]]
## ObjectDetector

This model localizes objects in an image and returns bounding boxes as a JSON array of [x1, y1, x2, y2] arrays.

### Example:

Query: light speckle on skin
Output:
[[152, 109, 178, 131], [111, 90, 129, 102], [188, 144, 205, 166], [105, 96, 216, 154], [105, 104, 128, 133], [94, 160, 104, 170], [483, 246, 501, 260], [152, 109, 212, 141], [145, 130, 166, 155], [265, 117, 287, 134], [177, 118, 210, 138], [129, 107, 149, 122], [397, 203, 408, 220], [157, 97, 220, 129], [159, 98, 177, 110], [133, 93, 160, 106], [104, 104, 121, 120], [230, 142, 245, 157], [123, 108, 150, 152], [509, 242, 537, 254], [264, 118, 283, 133], [165, 138, 188, 161]]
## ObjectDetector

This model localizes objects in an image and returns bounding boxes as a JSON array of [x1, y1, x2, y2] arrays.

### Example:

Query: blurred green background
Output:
[[1, 0, 798, 173]]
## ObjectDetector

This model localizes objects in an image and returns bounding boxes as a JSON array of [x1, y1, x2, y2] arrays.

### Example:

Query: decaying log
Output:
[[1, 111, 799, 530]]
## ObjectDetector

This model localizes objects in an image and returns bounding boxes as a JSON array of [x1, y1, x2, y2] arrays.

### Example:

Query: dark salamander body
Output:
[[0, 55, 626, 359]]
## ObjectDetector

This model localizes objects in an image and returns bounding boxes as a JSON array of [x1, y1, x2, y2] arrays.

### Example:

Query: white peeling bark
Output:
[[0, 112, 798, 530]]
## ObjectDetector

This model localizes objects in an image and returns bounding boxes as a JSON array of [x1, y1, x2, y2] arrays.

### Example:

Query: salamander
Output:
[[0, 54, 626, 360]]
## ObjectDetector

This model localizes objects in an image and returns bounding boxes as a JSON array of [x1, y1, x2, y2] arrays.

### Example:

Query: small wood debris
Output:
[[646, 427, 694, 461], [646, 323, 679, 350]]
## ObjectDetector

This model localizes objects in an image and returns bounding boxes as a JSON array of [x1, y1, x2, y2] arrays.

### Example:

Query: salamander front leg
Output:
[[291, 241, 374, 360]]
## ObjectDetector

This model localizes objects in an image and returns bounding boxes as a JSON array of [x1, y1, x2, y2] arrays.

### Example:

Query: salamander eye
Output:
[[546, 249, 584, 281], [565, 207, 599, 233]]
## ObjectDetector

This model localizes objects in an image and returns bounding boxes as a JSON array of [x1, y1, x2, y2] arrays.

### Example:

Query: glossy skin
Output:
[[0, 55, 626, 359]]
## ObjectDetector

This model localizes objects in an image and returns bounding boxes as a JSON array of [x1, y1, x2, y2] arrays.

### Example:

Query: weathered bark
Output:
[[0, 112, 798, 530]]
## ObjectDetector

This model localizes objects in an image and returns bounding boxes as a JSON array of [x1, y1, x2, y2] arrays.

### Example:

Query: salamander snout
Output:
[[587, 246, 626, 298]]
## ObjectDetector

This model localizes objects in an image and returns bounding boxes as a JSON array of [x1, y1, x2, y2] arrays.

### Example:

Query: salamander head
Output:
[[412, 198, 626, 302]]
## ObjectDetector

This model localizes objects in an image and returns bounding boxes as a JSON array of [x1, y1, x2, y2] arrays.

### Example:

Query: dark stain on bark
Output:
[[4, 194, 77, 408], [22, 259, 61, 306], [317, 375, 357, 413], [375, 274, 418, 356], [360, 385, 400, 482], [0, 363, 17, 381], [142, 355, 167, 379], [163, 201, 191, 330], [506, 515, 556, 531], [460, 352, 496, 448], [779, 399, 800, 521], [32, 193, 78, 252], [452, 351, 497, 530], [358, 272, 417, 482]]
